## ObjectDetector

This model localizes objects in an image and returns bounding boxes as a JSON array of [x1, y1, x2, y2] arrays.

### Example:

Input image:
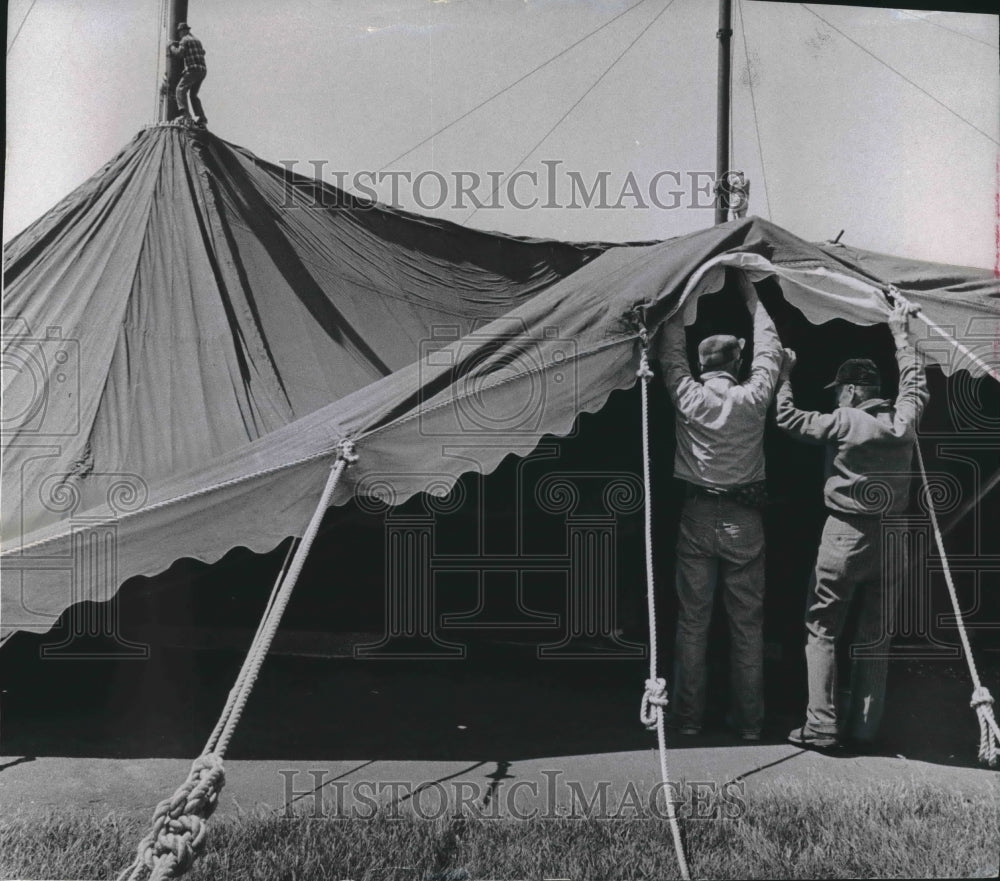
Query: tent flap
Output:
[[4, 125, 999, 639]]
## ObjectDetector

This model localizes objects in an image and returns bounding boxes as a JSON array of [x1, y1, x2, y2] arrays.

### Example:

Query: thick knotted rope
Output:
[[132, 753, 225, 881], [120, 440, 359, 880], [971, 687, 999, 767], [637, 327, 691, 880]]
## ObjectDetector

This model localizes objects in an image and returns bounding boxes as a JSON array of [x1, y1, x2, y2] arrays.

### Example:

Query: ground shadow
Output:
[[1, 629, 994, 772]]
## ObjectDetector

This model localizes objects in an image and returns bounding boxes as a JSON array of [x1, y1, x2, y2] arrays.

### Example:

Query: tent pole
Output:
[[160, 0, 189, 121], [714, 0, 733, 225]]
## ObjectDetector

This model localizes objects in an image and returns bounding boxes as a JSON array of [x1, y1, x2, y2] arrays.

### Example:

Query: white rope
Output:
[[914, 441, 1000, 766], [880, 285, 1000, 765], [119, 440, 359, 881], [914, 309, 1000, 385], [637, 330, 691, 880]]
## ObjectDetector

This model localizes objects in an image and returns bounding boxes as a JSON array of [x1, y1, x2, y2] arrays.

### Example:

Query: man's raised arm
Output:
[[888, 300, 929, 438], [738, 273, 783, 407], [775, 349, 844, 443], [655, 315, 704, 415]]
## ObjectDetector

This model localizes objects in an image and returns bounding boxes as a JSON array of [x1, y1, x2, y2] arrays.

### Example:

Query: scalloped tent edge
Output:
[[2, 130, 999, 640]]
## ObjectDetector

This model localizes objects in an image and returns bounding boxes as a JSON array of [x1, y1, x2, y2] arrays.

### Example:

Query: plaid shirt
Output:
[[177, 34, 206, 71]]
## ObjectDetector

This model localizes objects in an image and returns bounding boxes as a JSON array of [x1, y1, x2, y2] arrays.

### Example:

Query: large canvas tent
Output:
[[3, 124, 999, 641]]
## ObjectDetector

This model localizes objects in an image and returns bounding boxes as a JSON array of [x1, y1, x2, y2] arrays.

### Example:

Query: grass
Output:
[[1, 778, 996, 880]]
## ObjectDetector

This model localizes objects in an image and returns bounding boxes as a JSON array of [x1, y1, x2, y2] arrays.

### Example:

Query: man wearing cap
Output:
[[656, 272, 784, 740], [777, 301, 928, 751], [168, 23, 207, 126]]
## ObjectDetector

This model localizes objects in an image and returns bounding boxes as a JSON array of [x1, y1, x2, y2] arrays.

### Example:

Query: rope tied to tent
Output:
[[120, 439, 360, 881], [635, 323, 691, 881], [879, 285, 1000, 765], [882, 284, 999, 384], [913, 440, 1000, 767]]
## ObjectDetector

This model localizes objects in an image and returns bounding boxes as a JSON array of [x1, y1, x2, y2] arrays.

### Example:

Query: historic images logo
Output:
[[280, 767, 747, 822], [278, 159, 719, 212]]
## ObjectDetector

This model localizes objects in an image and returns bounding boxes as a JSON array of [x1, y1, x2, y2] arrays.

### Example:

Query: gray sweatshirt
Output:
[[775, 346, 929, 515]]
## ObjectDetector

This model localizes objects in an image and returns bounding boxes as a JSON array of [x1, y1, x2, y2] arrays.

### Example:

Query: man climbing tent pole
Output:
[[168, 22, 207, 127]]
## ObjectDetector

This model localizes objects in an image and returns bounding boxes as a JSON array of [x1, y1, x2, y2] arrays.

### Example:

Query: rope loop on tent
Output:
[[914, 441, 1000, 767], [635, 324, 691, 881], [882, 284, 1000, 384], [120, 440, 360, 881]]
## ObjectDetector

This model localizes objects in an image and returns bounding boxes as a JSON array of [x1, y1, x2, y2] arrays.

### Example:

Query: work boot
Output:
[[787, 725, 842, 753]]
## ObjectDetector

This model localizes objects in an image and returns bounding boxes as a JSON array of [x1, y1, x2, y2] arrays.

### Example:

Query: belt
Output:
[[684, 480, 768, 509]]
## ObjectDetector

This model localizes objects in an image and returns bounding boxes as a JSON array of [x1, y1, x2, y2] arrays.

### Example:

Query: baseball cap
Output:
[[698, 334, 742, 370], [824, 358, 881, 389], [177, 22, 191, 33]]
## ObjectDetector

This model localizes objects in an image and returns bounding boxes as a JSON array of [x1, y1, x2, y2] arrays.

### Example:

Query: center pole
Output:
[[715, 0, 733, 225]]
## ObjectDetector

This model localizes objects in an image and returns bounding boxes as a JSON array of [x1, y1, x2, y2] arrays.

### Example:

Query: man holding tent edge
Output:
[[778, 300, 928, 752], [655, 273, 785, 741]]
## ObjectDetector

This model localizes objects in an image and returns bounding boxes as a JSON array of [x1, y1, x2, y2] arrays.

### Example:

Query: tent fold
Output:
[[3, 125, 999, 639]]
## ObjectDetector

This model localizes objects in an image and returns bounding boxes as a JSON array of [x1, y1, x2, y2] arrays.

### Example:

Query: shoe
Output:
[[787, 725, 841, 753], [667, 722, 701, 736]]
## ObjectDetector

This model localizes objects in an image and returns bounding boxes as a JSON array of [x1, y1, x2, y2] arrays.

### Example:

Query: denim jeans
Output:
[[176, 68, 206, 121], [804, 512, 893, 742], [672, 494, 765, 733]]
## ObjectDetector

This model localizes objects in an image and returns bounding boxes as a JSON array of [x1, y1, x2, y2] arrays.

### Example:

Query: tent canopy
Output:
[[3, 125, 999, 638]]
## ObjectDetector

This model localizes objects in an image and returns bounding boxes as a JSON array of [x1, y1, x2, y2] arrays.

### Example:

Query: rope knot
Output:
[[637, 348, 654, 381], [971, 685, 994, 710], [336, 439, 359, 465], [970, 686, 1000, 768], [135, 752, 225, 879], [640, 677, 669, 730]]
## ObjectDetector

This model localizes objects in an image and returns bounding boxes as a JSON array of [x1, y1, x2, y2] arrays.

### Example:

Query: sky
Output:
[[4, 0, 999, 269]]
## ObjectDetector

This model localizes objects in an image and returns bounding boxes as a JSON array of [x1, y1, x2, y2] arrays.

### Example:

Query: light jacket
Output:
[[775, 346, 928, 515], [658, 293, 783, 488]]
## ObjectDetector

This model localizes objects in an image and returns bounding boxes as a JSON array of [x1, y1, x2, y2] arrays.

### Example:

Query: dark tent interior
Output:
[[3, 277, 997, 769]]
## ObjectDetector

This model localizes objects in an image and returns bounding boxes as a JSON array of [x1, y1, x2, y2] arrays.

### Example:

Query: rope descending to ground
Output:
[[915, 442, 1000, 767], [119, 440, 360, 881], [636, 330, 691, 881], [882, 285, 999, 765]]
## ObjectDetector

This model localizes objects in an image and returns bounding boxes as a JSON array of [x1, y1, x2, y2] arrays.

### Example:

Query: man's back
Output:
[[179, 33, 207, 71], [670, 370, 775, 488], [658, 287, 783, 489], [776, 346, 928, 514]]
